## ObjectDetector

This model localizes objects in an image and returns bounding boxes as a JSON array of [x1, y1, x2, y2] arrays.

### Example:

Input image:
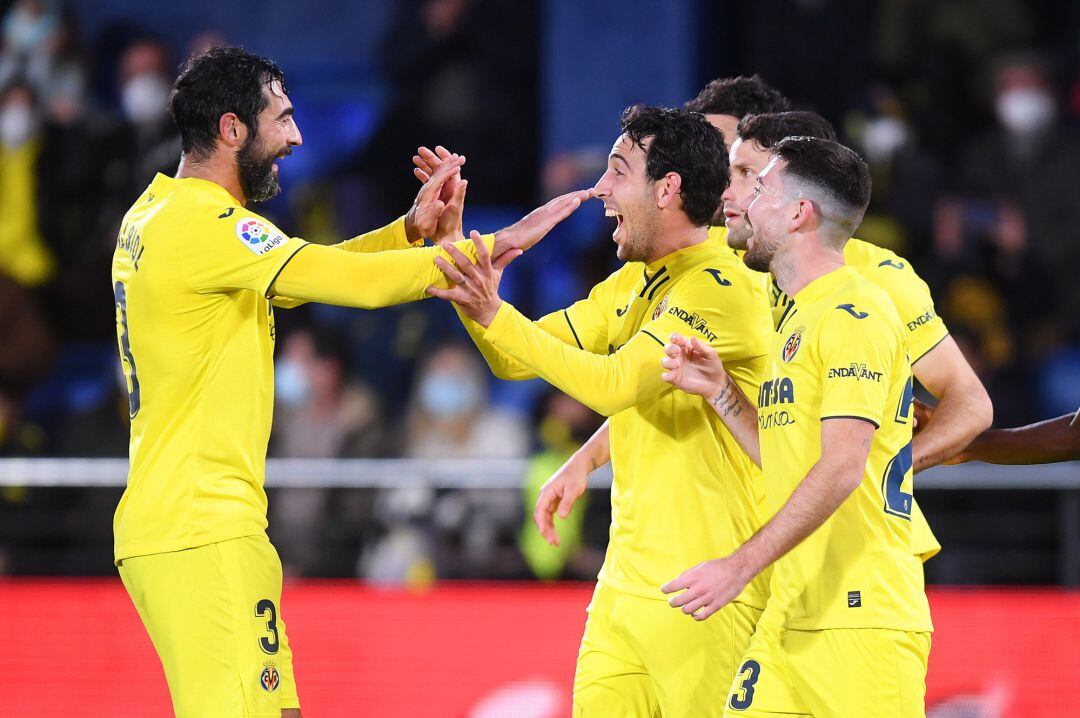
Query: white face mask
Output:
[[121, 73, 170, 125], [862, 117, 909, 164], [996, 88, 1055, 135], [0, 104, 36, 148]]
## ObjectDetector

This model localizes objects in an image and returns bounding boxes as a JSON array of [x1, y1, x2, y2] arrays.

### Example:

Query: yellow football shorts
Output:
[[724, 620, 930, 717], [573, 582, 761, 717], [118, 534, 300, 717]]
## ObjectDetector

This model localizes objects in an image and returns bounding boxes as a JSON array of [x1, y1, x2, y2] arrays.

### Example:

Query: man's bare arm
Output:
[[910, 336, 993, 471], [957, 411, 1080, 464]]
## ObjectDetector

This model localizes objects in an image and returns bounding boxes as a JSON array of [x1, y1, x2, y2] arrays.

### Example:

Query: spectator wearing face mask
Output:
[[101, 38, 181, 206], [404, 342, 528, 459], [0, 0, 63, 94], [0, 78, 54, 287], [954, 53, 1080, 343]]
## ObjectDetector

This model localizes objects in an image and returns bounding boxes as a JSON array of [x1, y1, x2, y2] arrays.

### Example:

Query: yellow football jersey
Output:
[[112, 174, 466, 562], [710, 226, 943, 561], [464, 239, 775, 605], [757, 265, 931, 632]]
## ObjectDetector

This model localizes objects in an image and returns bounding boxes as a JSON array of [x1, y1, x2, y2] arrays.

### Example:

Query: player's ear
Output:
[[788, 198, 813, 233], [218, 112, 248, 150], [655, 172, 683, 210]]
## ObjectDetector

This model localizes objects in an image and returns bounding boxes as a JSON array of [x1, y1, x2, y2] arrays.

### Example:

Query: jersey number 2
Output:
[[113, 281, 141, 418], [882, 376, 913, 518]]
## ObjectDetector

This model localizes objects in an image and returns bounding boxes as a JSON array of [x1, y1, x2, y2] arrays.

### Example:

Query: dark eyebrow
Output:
[[276, 106, 294, 120], [610, 153, 630, 168]]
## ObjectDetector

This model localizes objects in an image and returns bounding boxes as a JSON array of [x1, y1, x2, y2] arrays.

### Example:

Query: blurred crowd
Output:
[[2, 0, 1080, 580]]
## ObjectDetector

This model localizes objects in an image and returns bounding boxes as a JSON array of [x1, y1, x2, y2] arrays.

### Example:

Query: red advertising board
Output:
[[0, 581, 1077, 716]]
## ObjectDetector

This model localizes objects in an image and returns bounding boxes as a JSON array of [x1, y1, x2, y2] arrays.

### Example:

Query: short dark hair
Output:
[[620, 105, 729, 226], [737, 110, 837, 149], [684, 75, 790, 118], [170, 46, 287, 158], [772, 137, 871, 238]]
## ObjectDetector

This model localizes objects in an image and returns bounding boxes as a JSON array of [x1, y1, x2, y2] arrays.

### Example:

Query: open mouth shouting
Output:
[[605, 204, 625, 243]]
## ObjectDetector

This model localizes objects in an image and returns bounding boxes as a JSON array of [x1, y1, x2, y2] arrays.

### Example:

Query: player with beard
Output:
[[110, 46, 586, 718], [538, 81, 989, 569], [427, 106, 774, 717], [662, 137, 932, 717]]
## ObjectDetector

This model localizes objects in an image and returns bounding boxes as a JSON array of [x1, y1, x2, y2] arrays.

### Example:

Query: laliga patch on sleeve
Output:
[[235, 217, 288, 255]]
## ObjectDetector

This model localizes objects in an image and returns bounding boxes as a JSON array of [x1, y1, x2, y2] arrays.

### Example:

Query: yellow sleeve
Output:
[[479, 268, 770, 416], [180, 212, 309, 295], [855, 252, 948, 363], [334, 215, 420, 253], [816, 304, 903, 428], [269, 236, 493, 309], [458, 262, 623, 381], [271, 216, 419, 308]]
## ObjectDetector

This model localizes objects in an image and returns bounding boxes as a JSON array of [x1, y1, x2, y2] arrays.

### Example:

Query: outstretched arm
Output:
[[950, 410, 1080, 464]]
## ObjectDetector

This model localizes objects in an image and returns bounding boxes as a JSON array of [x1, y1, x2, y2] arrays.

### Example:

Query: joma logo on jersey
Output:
[[906, 308, 935, 332], [668, 306, 717, 342], [758, 377, 795, 408], [827, 363, 882, 382]]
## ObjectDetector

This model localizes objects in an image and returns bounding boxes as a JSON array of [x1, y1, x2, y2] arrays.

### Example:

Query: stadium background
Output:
[[0, 0, 1078, 715]]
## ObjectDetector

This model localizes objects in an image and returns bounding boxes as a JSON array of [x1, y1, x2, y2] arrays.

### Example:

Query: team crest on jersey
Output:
[[652, 295, 668, 321], [260, 665, 280, 692], [236, 218, 287, 256], [782, 327, 803, 363]]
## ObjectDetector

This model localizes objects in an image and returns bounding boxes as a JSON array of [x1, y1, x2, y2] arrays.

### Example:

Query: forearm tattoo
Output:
[[710, 377, 743, 418]]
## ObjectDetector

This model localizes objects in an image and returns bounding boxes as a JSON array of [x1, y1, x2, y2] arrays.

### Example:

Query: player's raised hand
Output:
[[661, 333, 728, 398], [533, 456, 590, 547], [405, 151, 465, 243], [661, 555, 752, 621], [413, 146, 468, 244], [490, 188, 597, 263], [428, 230, 518, 327]]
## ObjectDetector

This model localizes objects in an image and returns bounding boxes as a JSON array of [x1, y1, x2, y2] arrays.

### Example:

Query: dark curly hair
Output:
[[684, 75, 790, 118], [170, 46, 287, 159], [619, 105, 729, 226], [773, 137, 871, 238], [737, 110, 837, 148]]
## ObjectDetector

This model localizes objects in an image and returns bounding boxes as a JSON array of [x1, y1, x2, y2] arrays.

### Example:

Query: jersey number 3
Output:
[[113, 281, 141, 418]]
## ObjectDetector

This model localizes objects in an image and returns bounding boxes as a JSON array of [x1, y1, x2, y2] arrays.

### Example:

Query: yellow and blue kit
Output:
[[112, 173, 478, 717], [460, 236, 774, 717], [725, 265, 931, 718], [713, 226, 947, 561]]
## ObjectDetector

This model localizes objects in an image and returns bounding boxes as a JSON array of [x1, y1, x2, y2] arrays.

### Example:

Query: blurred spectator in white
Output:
[[269, 325, 387, 576], [0, 77, 53, 287], [405, 342, 528, 459]]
